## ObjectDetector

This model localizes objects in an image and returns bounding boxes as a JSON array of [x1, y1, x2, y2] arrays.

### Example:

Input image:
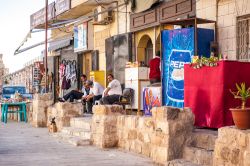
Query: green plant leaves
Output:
[[230, 82, 250, 109]]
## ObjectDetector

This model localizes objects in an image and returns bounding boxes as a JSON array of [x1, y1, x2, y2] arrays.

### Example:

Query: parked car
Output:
[[2, 86, 32, 99]]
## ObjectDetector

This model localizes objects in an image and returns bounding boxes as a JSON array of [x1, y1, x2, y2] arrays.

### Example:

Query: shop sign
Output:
[[162, 28, 194, 108], [30, 2, 55, 29], [55, 0, 70, 16], [74, 22, 87, 52], [143, 87, 161, 116]]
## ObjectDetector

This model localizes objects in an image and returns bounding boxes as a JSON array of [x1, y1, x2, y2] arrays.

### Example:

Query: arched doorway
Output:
[[137, 35, 153, 66]]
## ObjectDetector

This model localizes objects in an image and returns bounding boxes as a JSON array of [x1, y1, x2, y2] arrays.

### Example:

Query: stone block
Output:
[[33, 93, 53, 100], [155, 120, 169, 134], [93, 133, 118, 148], [117, 115, 125, 129], [243, 151, 250, 166], [128, 129, 137, 140], [213, 126, 250, 166], [134, 141, 142, 154], [140, 117, 155, 131], [93, 105, 124, 115], [143, 132, 151, 143], [189, 129, 217, 151], [183, 146, 213, 166], [151, 146, 168, 164], [150, 132, 163, 146], [124, 115, 138, 129], [152, 106, 180, 120], [142, 143, 151, 157]]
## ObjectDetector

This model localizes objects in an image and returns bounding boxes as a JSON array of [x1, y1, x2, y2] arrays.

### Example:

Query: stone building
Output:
[[197, 0, 250, 60], [4, 56, 43, 93], [0, 54, 9, 91], [29, 0, 133, 98]]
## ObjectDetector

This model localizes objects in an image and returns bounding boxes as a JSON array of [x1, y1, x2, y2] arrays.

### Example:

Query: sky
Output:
[[0, 0, 54, 73]]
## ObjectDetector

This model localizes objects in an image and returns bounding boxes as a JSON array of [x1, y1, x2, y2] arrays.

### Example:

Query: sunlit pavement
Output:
[[0, 122, 154, 166]]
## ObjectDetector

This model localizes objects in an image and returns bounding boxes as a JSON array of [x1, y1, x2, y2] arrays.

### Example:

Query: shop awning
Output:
[[48, 36, 72, 51], [132, 0, 160, 13]]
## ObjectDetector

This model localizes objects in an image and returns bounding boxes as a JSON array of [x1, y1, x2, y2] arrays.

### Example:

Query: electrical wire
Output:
[[94, 0, 106, 9]]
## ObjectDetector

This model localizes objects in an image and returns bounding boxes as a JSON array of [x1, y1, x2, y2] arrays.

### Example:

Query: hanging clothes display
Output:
[[69, 60, 77, 84], [59, 59, 78, 91], [65, 61, 71, 81]]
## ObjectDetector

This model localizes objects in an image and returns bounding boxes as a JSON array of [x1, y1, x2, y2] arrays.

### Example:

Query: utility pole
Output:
[[45, 0, 48, 93]]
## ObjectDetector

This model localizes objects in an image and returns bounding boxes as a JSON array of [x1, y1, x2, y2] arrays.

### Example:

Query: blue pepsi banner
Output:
[[162, 28, 194, 108]]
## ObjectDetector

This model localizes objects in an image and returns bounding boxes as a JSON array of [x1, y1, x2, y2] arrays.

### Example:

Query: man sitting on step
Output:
[[100, 74, 122, 105], [83, 80, 104, 113], [58, 74, 89, 102]]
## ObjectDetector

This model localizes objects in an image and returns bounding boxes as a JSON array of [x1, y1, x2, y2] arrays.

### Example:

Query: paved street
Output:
[[0, 122, 154, 166]]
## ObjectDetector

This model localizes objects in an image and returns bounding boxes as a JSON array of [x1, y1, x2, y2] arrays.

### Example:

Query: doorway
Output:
[[137, 35, 153, 66]]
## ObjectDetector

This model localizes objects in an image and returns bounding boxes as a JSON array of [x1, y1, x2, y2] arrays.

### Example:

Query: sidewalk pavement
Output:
[[0, 122, 154, 166]]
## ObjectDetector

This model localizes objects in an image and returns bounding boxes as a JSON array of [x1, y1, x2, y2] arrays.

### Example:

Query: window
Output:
[[237, 15, 250, 60]]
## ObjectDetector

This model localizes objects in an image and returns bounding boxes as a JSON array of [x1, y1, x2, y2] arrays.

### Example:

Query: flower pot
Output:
[[230, 108, 250, 129]]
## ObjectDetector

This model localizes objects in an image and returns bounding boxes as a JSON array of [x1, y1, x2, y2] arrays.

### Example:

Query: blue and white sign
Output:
[[162, 28, 194, 108], [74, 22, 87, 52]]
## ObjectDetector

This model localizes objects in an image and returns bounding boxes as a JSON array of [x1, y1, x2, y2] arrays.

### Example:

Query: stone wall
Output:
[[91, 105, 194, 165], [47, 102, 83, 131], [118, 107, 194, 164], [213, 126, 250, 166], [32, 93, 53, 127], [91, 105, 125, 148], [197, 0, 250, 60]]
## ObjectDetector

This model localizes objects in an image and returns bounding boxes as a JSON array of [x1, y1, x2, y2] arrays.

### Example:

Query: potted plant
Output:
[[230, 82, 250, 129]]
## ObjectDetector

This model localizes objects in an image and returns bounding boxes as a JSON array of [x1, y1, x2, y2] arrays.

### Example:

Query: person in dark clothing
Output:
[[149, 51, 161, 84], [58, 74, 88, 102]]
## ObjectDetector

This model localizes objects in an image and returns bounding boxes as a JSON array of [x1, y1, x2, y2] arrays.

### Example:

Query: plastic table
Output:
[[1, 102, 27, 123]]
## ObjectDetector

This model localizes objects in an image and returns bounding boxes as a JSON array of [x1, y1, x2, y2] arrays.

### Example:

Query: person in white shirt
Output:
[[83, 80, 104, 113], [100, 74, 122, 105]]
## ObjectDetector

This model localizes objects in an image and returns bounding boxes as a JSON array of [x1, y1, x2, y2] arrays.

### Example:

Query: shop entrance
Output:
[[137, 35, 153, 66]]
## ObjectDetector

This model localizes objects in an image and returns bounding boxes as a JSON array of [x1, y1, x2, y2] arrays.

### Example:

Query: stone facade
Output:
[[47, 102, 83, 131], [32, 93, 53, 127], [91, 105, 194, 165], [213, 126, 250, 166], [197, 0, 250, 60]]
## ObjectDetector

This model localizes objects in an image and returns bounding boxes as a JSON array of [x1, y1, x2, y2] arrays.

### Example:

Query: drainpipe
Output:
[[216, 0, 219, 43], [115, 1, 119, 35], [126, 2, 127, 33], [45, 0, 48, 93]]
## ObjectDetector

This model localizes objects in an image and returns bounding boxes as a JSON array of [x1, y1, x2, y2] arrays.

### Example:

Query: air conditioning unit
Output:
[[93, 5, 113, 25]]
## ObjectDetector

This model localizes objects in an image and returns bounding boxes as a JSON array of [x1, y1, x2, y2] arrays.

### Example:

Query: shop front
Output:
[[48, 34, 79, 99], [128, 0, 196, 113]]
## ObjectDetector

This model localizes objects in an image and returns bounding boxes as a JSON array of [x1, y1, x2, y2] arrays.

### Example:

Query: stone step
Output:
[[61, 127, 91, 139], [70, 116, 92, 130], [188, 129, 218, 150], [51, 132, 91, 146], [183, 146, 213, 166], [67, 137, 91, 146], [166, 159, 202, 166]]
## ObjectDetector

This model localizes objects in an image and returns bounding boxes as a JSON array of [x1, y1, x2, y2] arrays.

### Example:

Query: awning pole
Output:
[[45, 0, 48, 93]]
